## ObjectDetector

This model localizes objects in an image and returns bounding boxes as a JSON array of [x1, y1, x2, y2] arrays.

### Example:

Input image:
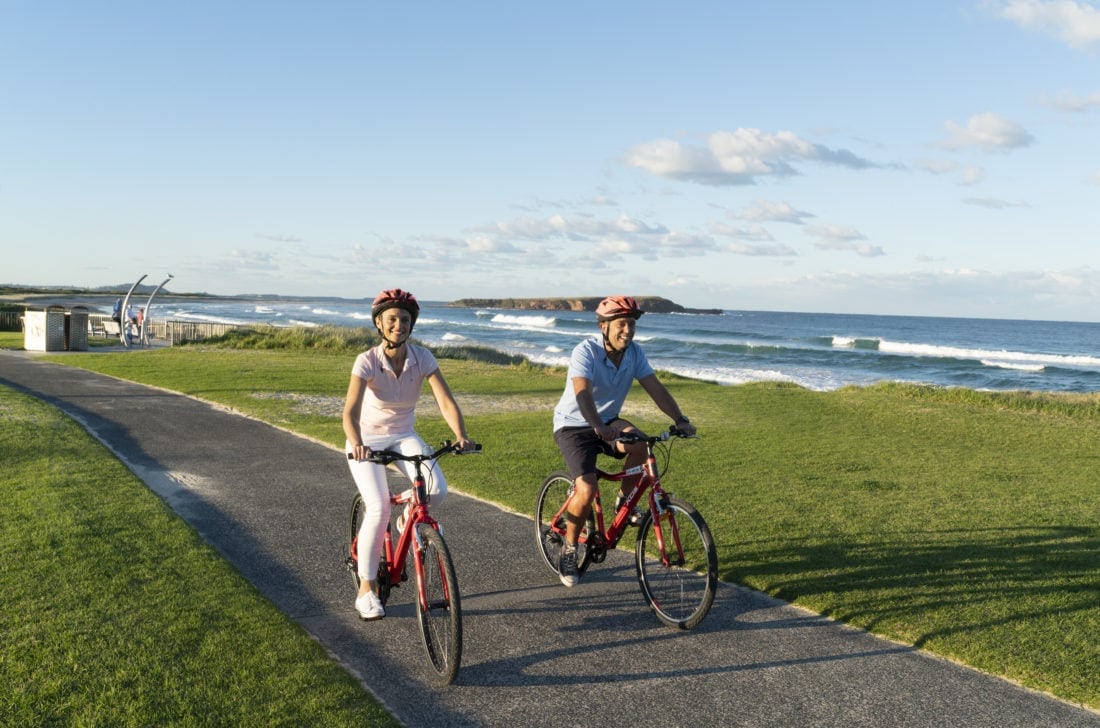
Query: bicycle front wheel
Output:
[[413, 523, 462, 685], [635, 496, 718, 630], [534, 472, 594, 576]]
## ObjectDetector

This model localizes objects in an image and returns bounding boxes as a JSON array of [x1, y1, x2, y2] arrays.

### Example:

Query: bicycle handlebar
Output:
[[348, 440, 482, 463], [614, 426, 697, 445]]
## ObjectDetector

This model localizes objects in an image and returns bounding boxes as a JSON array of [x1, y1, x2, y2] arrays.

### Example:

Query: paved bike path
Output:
[[2, 350, 1096, 728]]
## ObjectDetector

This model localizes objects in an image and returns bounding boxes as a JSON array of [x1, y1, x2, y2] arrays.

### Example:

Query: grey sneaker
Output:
[[559, 544, 579, 587]]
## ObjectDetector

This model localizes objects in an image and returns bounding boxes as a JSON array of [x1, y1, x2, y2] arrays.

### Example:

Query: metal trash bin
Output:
[[66, 306, 89, 351], [23, 305, 67, 351]]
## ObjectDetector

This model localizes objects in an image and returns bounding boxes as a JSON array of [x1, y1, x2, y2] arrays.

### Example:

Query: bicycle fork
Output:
[[646, 489, 686, 568]]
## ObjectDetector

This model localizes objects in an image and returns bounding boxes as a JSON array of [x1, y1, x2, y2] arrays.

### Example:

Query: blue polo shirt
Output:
[[553, 336, 655, 431]]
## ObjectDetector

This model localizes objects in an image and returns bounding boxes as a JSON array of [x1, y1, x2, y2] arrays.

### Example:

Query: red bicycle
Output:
[[535, 428, 717, 629], [346, 441, 478, 685]]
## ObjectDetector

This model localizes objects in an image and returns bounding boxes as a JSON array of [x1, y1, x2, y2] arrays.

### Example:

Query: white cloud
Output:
[[228, 249, 280, 270], [254, 233, 304, 243], [961, 197, 1031, 208], [806, 224, 866, 242], [431, 209, 818, 267], [917, 158, 985, 184], [938, 112, 1036, 151], [735, 199, 816, 224], [992, 0, 1100, 49], [1040, 89, 1100, 111], [806, 224, 884, 257], [708, 221, 797, 255], [723, 241, 799, 256], [918, 158, 958, 174], [624, 128, 877, 186], [959, 166, 986, 185], [737, 267, 1100, 319], [709, 221, 776, 242], [465, 235, 521, 253], [815, 241, 885, 257]]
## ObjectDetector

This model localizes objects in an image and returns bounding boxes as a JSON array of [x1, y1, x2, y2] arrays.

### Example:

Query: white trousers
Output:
[[345, 432, 448, 581]]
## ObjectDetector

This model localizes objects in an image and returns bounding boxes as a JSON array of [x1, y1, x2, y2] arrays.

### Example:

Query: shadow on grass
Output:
[[723, 524, 1099, 648]]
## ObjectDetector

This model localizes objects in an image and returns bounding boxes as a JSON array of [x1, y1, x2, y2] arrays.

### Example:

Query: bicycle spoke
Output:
[[635, 498, 717, 629], [414, 523, 462, 685], [535, 472, 581, 574]]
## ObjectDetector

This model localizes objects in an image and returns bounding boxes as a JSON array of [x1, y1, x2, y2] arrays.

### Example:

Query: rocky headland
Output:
[[447, 296, 723, 315]]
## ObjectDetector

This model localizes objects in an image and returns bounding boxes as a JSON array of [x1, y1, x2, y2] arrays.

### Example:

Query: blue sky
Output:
[[2, 1, 1098, 321]]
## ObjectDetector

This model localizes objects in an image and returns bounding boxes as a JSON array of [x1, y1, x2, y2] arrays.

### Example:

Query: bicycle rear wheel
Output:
[[413, 523, 462, 685], [534, 472, 595, 576], [347, 494, 364, 590], [635, 496, 717, 629]]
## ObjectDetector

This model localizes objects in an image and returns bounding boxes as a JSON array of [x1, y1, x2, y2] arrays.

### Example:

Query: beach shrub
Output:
[[187, 324, 554, 370], [189, 325, 378, 352]]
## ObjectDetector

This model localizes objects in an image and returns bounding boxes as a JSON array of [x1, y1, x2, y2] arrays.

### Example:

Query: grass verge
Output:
[[0, 384, 399, 726]]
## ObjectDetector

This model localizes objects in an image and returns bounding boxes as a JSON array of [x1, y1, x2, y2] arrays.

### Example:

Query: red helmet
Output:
[[595, 295, 643, 322], [371, 288, 419, 325]]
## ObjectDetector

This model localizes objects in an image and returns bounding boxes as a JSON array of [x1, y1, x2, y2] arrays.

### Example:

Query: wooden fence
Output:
[[164, 321, 241, 344], [91, 318, 242, 345]]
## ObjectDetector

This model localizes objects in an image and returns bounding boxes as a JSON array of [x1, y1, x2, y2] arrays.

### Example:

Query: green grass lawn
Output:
[[5, 328, 1099, 711], [0, 384, 400, 726]]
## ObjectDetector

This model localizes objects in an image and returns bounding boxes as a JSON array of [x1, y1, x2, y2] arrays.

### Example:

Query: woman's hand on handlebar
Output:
[[349, 443, 373, 462]]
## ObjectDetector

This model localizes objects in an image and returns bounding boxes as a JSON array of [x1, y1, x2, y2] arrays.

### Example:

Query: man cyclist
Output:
[[551, 295, 697, 587]]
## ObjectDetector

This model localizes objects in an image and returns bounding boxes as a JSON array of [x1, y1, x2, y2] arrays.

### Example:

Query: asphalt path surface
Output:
[[2, 349, 1096, 728]]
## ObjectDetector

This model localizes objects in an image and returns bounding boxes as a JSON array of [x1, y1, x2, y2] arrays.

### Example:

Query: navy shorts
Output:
[[553, 422, 628, 480]]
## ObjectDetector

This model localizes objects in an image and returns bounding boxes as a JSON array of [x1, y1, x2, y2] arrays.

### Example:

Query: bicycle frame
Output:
[[347, 440, 476, 683], [553, 432, 686, 568], [380, 473, 442, 608], [537, 429, 716, 629], [347, 445, 462, 610]]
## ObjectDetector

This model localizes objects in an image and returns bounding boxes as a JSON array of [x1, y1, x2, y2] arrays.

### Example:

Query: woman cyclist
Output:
[[551, 295, 697, 587], [343, 288, 477, 620]]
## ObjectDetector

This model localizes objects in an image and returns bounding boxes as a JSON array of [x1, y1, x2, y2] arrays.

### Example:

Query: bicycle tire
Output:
[[347, 494, 364, 591], [413, 522, 462, 685], [534, 472, 595, 576], [634, 496, 718, 630]]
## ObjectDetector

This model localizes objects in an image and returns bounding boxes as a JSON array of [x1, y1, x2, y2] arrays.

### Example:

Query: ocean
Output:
[[130, 297, 1100, 394]]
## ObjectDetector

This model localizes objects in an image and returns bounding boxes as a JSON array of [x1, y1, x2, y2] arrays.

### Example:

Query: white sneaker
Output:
[[355, 591, 385, 620]]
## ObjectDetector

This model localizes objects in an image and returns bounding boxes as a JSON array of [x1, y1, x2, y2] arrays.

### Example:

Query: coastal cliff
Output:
[[447, 296, 723, 315]]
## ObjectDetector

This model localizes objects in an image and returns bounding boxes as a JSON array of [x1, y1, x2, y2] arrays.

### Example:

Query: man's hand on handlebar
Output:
[[672, 420, 697, 437], [593, 423, 618, 441]]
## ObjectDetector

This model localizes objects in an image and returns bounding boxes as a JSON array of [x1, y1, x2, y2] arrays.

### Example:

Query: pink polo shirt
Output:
[[352, 343, 439, 435]]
